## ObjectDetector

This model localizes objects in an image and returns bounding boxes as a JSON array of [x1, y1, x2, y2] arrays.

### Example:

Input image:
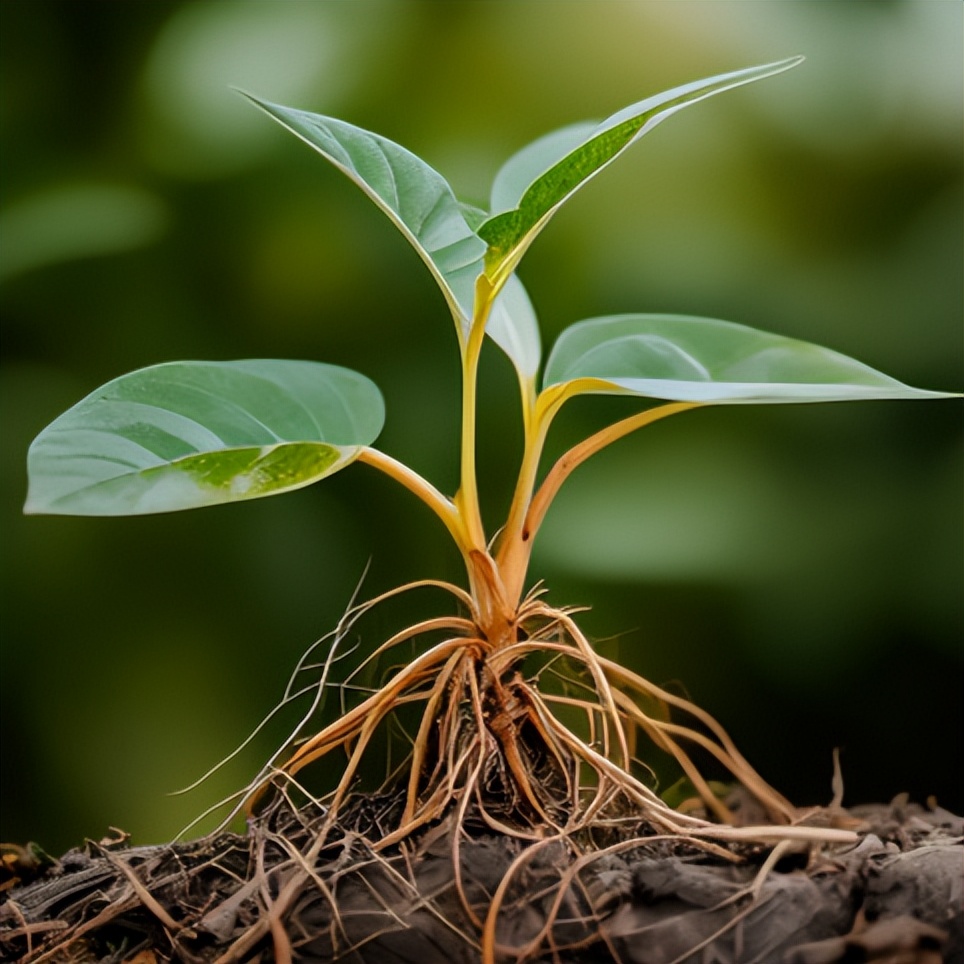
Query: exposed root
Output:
[[5, 584, 885, 963], [158, 578, 861, 962], [241, 585, 809, 849]]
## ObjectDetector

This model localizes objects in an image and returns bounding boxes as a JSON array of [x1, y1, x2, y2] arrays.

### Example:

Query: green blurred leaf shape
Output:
[[242, 94, 540, 377], [479, 58, 803, 287], [0, 184, 167, 283], [543, 315, 958, 404], [25, 359, 384, 516]]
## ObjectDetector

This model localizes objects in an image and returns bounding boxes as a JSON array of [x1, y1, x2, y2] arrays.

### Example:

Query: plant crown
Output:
[[24, 57, 956, 646]]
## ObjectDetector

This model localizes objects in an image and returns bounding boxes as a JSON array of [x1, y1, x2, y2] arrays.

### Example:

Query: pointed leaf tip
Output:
[[543, 314, 958, 405], [480, 58, 806, 287]]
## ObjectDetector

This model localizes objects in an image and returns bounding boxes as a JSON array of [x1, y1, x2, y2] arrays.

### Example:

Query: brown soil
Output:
[[2, 793, 961, 964]]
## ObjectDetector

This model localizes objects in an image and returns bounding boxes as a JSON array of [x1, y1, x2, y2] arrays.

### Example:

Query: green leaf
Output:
[[543, 315, 958, 404], [243, 94, 541, 379], [479, 57, 803, 287], [487, 275, 541, 379], [242, 92, 485, 341], [458, 201, 490, 233], [25, 359, 385, 516], [489, 122, 598, 213]]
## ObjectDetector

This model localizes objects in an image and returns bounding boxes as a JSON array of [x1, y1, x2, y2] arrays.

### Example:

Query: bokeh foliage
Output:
[[1, 0, 961, 852]]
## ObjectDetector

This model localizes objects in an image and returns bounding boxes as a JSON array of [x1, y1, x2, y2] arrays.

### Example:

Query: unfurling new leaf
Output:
[[478, 58, 804, 289]]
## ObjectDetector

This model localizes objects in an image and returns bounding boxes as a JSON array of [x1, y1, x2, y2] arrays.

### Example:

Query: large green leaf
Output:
[[543, 315, 958, 404], [479, 58, 803, 287], [25, 359, 385, 516], [243, 93, 485, 339], [244, 93, 540, 379]]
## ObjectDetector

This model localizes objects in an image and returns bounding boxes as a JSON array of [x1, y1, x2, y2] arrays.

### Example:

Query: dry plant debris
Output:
[[1, 795, 960, 963]]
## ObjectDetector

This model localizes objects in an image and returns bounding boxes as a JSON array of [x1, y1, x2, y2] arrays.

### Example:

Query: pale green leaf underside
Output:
[[487, 274, 541, 378], [243, 93, 540, 378], [243, 92, 485, 336], [25, 359, 385, 516], [543, 315, 958, 404], [479, 57, 803, 284]]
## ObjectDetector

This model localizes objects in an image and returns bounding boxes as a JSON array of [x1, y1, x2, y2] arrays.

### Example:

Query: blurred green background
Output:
[[1, 0, 961, 853]]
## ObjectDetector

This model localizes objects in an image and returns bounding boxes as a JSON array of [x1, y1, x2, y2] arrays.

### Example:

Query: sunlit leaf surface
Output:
[[543, 314, 958, 404], [25, 359, 384, 515], [489, 121, 597, 213]]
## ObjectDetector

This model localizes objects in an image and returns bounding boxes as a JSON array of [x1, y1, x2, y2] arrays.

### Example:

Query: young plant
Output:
[[24, 58, 956, 841]]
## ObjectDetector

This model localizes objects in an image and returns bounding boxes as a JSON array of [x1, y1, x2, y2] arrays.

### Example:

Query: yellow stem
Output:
[[527, 401, 699, 538], [455, 276, 497, 553], [355, 448, 470, 553], [500, 401, 700, 606], [495, 384, 569, 606]]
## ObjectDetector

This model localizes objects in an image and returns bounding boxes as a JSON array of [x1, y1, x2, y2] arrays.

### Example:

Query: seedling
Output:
[[24, 59, 956, 843]]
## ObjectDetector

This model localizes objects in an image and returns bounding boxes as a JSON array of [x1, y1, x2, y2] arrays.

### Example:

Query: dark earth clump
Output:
[[1, 793, 961, 964]]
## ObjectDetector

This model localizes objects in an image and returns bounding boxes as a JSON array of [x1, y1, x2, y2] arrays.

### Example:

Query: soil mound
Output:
[[2, 795, 960, 963]]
